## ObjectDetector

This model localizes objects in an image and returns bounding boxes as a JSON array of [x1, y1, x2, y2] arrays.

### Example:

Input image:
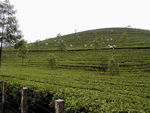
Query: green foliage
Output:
[[108, 56, 120, 75], [57, 40, 66, 51], [100, 55, 108, 72], [92, 38, 100, 50], [34, 40, 40, 49], [55, 33, 67, 51], [0, 0, 22, 45], [18, 45, 28, 59], [15, 39, 28, 65], [14, 39, 27, 49], [47, 53, 57, 68], [1, 28, 150, 112], [0, 0, 22, 67], [120, 32, 128, 42], [27, 28, 150, 50]]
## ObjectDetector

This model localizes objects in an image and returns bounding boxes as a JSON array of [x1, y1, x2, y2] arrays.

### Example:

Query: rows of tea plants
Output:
[[2, 49, 150, 72], [0, 49, 150, 112], [26, 28, 150, 50], [0, 68, 150, 112]]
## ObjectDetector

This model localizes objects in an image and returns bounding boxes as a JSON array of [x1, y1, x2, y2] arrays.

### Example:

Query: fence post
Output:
[[21, 87, 28, 113], [2, 81, 7, 104], [55, 99, 64, 113], [2, 81, 7, 113]]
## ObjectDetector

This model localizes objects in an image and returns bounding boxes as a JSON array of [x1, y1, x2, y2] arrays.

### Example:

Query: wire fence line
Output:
[[0, 81, 64, 113], [1, 85, 50, 113]]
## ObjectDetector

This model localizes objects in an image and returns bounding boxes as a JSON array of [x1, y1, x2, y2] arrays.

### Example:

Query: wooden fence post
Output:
[[2, 81, 7, 104], [2, 81, 7, 113], [21, 87, 28, 113], [55, 99, 64, 113]]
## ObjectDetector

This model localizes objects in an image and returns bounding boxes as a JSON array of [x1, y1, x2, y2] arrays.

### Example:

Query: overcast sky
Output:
[[9, 0, 150, 43]]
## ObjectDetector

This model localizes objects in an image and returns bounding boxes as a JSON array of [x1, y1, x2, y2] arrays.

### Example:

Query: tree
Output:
[[34, 40, 40, 48], [0, 0, 22, 67], [56, 33, 66, 51], [15, 39, 28, 65], [14, 39, 27, 49], [47, 53, 57, 68], [58, 40, 66, 51]]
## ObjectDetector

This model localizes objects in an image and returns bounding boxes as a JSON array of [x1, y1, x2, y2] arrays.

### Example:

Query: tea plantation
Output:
[[0, 28, 150, 112]]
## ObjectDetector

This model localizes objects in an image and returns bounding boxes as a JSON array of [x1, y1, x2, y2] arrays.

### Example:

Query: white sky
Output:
[[9, 0, 150, 43]]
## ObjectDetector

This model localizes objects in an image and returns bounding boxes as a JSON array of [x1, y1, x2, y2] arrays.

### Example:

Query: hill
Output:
[[28, 27, 150, 50], [0, 27, 150, 112]]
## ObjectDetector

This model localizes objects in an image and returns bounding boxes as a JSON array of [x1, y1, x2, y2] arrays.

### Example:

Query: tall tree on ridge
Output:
[[0, 0, 22, 68]]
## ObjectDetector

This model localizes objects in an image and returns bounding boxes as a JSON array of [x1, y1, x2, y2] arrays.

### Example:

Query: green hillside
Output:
[[0, 27, 150, 112], [28, 27, 150, 50]]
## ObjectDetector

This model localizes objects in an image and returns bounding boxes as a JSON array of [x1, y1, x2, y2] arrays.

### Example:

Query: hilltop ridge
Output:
[[28, 27, 150, 50]]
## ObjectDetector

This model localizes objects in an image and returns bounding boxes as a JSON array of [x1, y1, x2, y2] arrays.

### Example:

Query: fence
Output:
[[0, 81, 64, 113]]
